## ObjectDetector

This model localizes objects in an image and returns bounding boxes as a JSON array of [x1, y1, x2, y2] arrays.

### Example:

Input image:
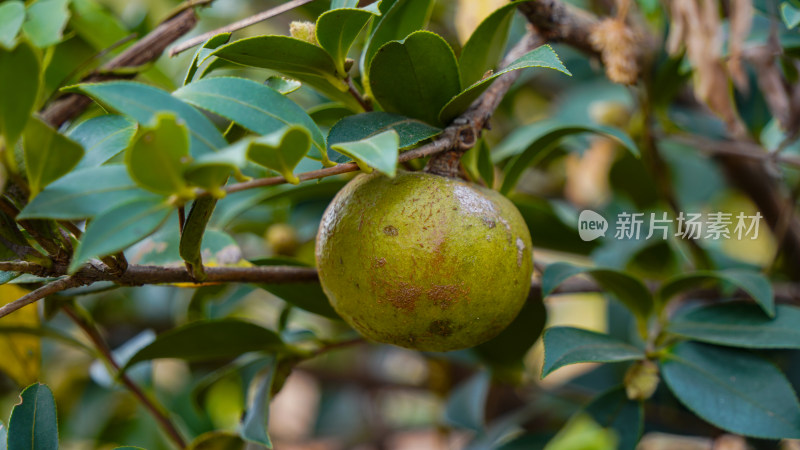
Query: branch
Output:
[[40, 8, 199, 128], [0, 277, 85, 319], [169, 0, 318, 56]]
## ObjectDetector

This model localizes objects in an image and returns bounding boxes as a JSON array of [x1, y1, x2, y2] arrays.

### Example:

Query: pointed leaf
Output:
[[7, 383, 58, 450], [69, 197, 172, 272], [667, 303, 800, 349], [122, 319, 286, 371], [0, 40, 39, 148], [444, 372, 490, 431], [660, 342, 800, 439], [240, 358, 276, 447], [327, 111, 441, 163], [369, 30, 461, 126], [458, 2, 517, 87], [247, 127, 311, 184], [23, 117, 84, 197], [541, 327, 644, 378], [69, 115, 138, 169], [316, 6, 379, 76], [658, 269, 774, 317], [265, 76, 301, 94], [174, 76, 328, 164], [19, 165, 154, 220], [184, 32, 231, 85], [441, 44, 570, 123], [331, 130, 399, 176], [0, 2, 25, 49], [125, 113, 193, 197], [362, 0, 434, 70], [22, 0, 70, 48], [70, 81, 227, 156], [542, 262, 653, 320]]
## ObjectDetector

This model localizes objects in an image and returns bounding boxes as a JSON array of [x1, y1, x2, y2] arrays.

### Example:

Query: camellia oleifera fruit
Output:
[[316, 171, 534, 352]]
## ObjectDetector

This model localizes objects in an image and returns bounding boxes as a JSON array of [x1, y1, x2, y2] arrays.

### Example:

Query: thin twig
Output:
[[0, 277, 84, 319], [61, 305, 187, 449], [169, 0, 318, 56]]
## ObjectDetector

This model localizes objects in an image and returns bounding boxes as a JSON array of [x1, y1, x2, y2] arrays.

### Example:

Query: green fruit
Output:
[[265, 223, 299, 256], [316, 171, 535, 351]]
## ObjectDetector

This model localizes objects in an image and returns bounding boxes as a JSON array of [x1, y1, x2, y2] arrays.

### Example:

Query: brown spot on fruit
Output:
[[482, 217, 496, 228], [383, 225, 398, 236], [427, 283, 468, 310], [385, 282, 421, 312], [428, 319, 453, 337], [375, 257, 386, 268]]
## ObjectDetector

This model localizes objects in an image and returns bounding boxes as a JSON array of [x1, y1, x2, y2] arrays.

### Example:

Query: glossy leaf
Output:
[[316, 6, 379, 76], [441, 44, 570, 123], [658, 269, 774, 317], [70, 81, 227, 156], [22, 0, 69, 48], [0, 41, 39, 148], [327, 111, 441, 163], [184, 33, 231, 85], [458, 2, 516, 87], [0, 2, 25, 49], [7, 383, 58, 450], [668, 302, 800, 349], [68, 0, 131, 51], [240, 357, 276, 447], [369, 31, 461, 126], [23, 117, 84, 197], [247, 126, 311, 184], [69, 115, 138, 169], [125, 113, 194, 197], [584, 386, 643, 450], [541, 327, 644, 378], [497, 120, 640, 194], [265, 76, 301, 94], [0, 284, 41, 387], [542, 262, 654, 320], [69, 197, 172, 273], [19, 165, 153, 220], [174, 77, 328, 164], [253, 258, 340, 319], [331, 129, 399, 176], [362, 0, 434, 70], [444, 372, 490, 431], [473, 288, 546, 368], [660, 342, 800, 439], [210, 36, 357, 110], [122, 319, 286, 371]]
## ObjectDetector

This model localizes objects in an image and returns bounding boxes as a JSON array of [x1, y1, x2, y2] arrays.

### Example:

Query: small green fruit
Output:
[[316, 171, 535, 351], [265, 223, 299, 256]]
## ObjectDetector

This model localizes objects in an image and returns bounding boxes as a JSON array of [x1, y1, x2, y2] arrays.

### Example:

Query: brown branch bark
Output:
[[40, 8, 199, 128], [0, 277, 85, 319]]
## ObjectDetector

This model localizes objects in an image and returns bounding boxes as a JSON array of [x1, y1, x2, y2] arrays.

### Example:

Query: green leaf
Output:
[[583, 387, 643, 450], [458, 3, 517, 87], [497, 120, 640, 194], [331, 0, 359, 9], [782, 2, 800, 29], [70, 81, 227, 156], [174, 77, 329, 164], [122, 319, 286, 371], [369, 30, 461, 126], [184, 33, 231, 85], [327, 111, 441, 163], [69, 197, 172, 273], [7, 383, 58, 450], [316, 6, 379, 76], [22, 0, 70, 48], [362, 0, 434, 71], [544, 414, 618, 450], [660, 342, 800, 439], [441, 44, 570, 124], [247, 126, 311, 184], [253, 258, 340, 319], [265, 76, 301, 94], [0, 40, 39, 149], [125, 113, 194, 197], [179, 197, 217, 279], [473, 288, 546, 369], [667, 303, 800, 349], [19, 165, 153, 220], [444, 372, 490, 431], [210, 36, 357, 110], [68, 0, 131, 52], [240, 357, 276, 447], [658, 269, 774, 317], [476, 139, 494, 189], [330, 129, 399, 176], [23, 117, 84, 197], [541, 327, 644, 378], [0, 2, 25, 49], [0, 421, 6, 450], [69, 115, 138, 169], [542, 262, 653, 321]]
